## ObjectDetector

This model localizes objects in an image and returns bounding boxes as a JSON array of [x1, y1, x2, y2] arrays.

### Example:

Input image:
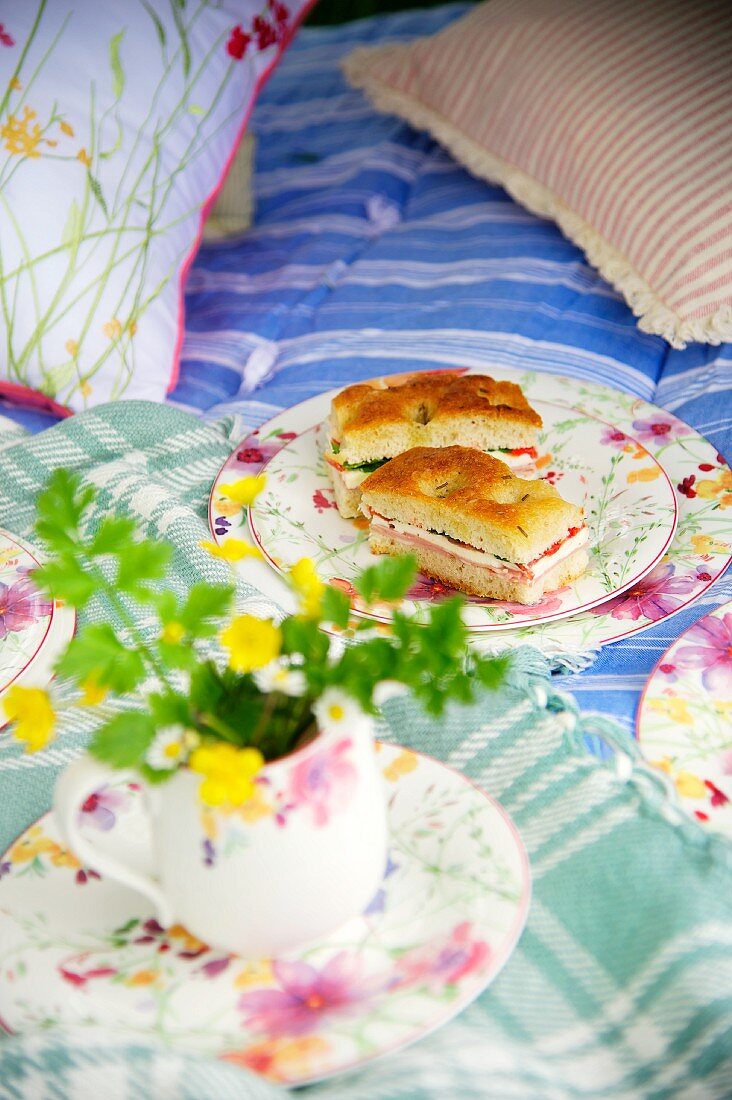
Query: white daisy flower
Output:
[[314, 688, 363, 735], [253, 658, 307, 697], [146, 725, 198, 771]]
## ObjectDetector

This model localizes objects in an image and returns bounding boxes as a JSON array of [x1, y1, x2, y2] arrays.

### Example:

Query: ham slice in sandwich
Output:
[[360, 445, 589, 605]]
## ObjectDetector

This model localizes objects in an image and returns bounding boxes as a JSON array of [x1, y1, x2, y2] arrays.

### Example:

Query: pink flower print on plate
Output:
[[599, 427, 631, 449], [674, 611, 732, 701], [312, 489, 335, 513], [630, 416, 686, 447], [78, 785, 132, 832], [492, 590, 567, 617], [0, 577, 51, 639], [591, 561, 697, 622], [288, 738, 357, 827], [395, 921, 490, 990], [235, 431, 297, 473], [238, 952, 383, 1038]]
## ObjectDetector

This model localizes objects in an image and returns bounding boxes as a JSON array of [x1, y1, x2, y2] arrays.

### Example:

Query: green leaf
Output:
[[100, 116, 123, 160], [140, 0, 166, 48], [42, 362, 76, 397], [147, 691, 191, 728], [34, 469, 96, 552], [474, 654, 510, 690], [61, 199, 83, 249], [188, 660, 226, 716], [354, 554, 417, 605], [179, 582, 234, 634], [158, 641, 197, 671], [170, 0, 191, 78], [89, 711, 156, 769], [319, 584, 352, 629], [87, 171, 108, 217], [109, 31, 125, 100], [32, 558, 97, 606], [88, 515, 138, 556], [115, 540, 172, 594], [56, 623, 146, 693], [280, 616, 330, 667], [138, 762, 177, 785]]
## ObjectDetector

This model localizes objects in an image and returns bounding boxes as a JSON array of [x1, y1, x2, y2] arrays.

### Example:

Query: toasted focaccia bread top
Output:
[[329, 373, 542, 466], [360, 446, 584, 564]]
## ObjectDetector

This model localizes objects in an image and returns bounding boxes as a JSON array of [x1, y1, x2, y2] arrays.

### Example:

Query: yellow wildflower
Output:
[[222, 1036, 330, 1083], [80, 382, 92, 399], [168, 923, 208, 952], [691, 533, 729, 556], [125, 969, 159, 987], [220, 614, 281, 673], [236, 783, 273, 823], [218, 476, 267, 507], [50, 846, 80, 869], [200, 538, 262, 563], [9, 826, 57, 863], [59, 120, 74, 137], [627, 466, 660, 483], [102, 318, 122, 340], [212, 497, 244, 518], [647, 697, 692, 725], [674, 770, 707, 799], [9, 78, 21, 92], [383, 749, 419, 782], [234, 959, 274, 988], [289, 557, 324, 618], [696, 468, 732, 509], [189, 743, 264, 808], [80, 677, 108, 706], [77, 147, 91, 167], [623, 442, 647, 460], [1, 106, 43, 158], [161, 621, 185, 644], [3, 686, 56, 752], [65, 338, 79, 357], [127, 319, 138, 336]]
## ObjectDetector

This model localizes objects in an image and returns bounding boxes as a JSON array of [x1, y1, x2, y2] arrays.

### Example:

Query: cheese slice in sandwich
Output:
[[324, 373, 542, 518], [360, 446, 589, 605]]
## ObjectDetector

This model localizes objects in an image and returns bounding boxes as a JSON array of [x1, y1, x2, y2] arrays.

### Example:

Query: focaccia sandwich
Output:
[[359, 445, 588, 604], [323, 373, 542, 518]]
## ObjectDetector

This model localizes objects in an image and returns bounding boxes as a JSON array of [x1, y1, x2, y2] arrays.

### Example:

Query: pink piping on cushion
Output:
[[168, 0, 319, 395], [0, 380, 73, 418]]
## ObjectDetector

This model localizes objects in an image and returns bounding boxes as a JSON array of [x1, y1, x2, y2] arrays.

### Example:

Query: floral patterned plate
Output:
[[244, 399, 676, 630], [0, 528, 75, 730], [0, 744, 529, 1087], [209, 369, 730, 654], [636, 600, 732, 835]]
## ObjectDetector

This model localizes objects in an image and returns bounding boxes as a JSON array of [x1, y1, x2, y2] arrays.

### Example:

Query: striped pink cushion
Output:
[[344, 0, 732, 348]]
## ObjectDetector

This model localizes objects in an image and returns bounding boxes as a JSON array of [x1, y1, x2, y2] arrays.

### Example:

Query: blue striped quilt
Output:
[[1, 3, 730, 737]]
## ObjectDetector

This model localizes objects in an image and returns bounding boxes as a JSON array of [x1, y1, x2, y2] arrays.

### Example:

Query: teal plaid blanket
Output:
[[0, 403, 730, 1099]]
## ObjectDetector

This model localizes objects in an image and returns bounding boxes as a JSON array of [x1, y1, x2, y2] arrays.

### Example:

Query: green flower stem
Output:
[[0, 191, 45, 371], [14, 85, 98, 372], [77, 551, 176, 694], [198, 712, 242, 746], [0, 0, 47, 122]]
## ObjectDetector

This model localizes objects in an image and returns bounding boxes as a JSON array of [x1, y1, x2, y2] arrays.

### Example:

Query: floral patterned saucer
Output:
[[0, 743, 529, 1087], [0, 528, 75, 729], [637, 601, 732, 835], [245, 398, 677, 630], [209, 369, 730, 653]]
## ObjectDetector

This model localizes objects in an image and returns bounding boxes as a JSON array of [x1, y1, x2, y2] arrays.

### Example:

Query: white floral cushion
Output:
[[0, 1, 308, 412]]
